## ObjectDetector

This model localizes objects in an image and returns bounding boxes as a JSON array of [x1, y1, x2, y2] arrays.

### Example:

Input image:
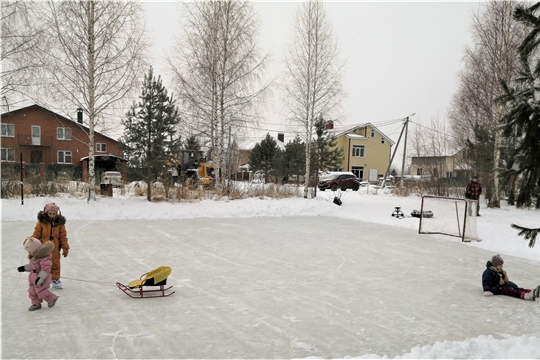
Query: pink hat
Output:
[[44, 203, 60, 212], [23, 237, 42, 255]]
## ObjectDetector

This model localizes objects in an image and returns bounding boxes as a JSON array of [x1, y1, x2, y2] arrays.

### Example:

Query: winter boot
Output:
[[28, 303, 42, 311], [52, 279, 63, 289], [48, 296, 59, 308], [524, 292, 534, 301], [533, 285, 540, 301]]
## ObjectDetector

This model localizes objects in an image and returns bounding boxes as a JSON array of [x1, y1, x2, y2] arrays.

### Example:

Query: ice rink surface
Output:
[[3, 216, 540, 359]]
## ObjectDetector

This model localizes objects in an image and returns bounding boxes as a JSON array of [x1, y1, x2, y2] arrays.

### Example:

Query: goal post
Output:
[[418, 196, 480, 242]]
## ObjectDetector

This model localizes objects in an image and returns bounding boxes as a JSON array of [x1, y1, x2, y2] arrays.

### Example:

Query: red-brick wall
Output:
[[1, 105, 123, 166]]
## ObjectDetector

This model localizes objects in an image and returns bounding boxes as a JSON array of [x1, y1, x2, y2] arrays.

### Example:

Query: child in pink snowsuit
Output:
[[17, 237, 59, 311]]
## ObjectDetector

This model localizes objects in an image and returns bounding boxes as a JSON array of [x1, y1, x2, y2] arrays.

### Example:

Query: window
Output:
[[31, 125, 41, 145], [1, 148, 15, 162], [57, 151, 72, 164], [417, 168, 423, 176], [352, 145, 365, 157], [57, 127, 72, 140], [352, 166, 364, 180], [381, 138, 385, 144], [96, 143, 107, 152], [370, 129, 375, 138], [1, 124, 15, 137]]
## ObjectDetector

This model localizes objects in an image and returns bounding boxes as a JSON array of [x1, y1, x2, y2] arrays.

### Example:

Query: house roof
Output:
[[239, 137, 286, 151], [1, 104, 121, 145], [411, 147, 468, 159], [327, 122, 396, 145]]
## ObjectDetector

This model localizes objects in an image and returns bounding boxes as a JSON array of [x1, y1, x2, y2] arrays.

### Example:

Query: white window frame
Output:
[[57, 150, 72, 164], [370, 129, 375, 138], [1, 148, 15, 162], [1, 123, 15, 137], [351, 166, 365, 180], [96, 143, 107, 152], [381, 138, 386, 144], [57, 127, 72, 140], [352, 145, 365, 158]]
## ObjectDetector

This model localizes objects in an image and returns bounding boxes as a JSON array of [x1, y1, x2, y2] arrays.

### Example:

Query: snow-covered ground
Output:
[[2, 184, 539, 359]]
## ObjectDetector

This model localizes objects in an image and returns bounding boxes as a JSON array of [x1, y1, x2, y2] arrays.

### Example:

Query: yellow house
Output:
[[326, 121, 394, 181]]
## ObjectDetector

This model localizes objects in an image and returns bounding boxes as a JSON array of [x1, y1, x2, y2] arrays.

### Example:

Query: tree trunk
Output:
[[490, 127, 502, 207], [87, 1, 96, 202]]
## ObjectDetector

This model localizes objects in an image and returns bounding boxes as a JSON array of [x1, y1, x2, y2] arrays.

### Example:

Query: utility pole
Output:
[[400, 114, 414, 187]]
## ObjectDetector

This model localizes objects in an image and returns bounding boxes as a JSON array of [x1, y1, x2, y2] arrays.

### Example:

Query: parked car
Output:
[[100, 171, 123, 187], [318, 172, 361, 191]]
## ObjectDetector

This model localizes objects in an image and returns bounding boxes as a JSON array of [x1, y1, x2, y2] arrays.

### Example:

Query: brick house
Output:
[[1, 104, 126, 182]]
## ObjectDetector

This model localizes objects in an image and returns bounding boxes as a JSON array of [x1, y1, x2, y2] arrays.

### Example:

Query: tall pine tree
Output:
[[121, 67, 181, 201], [499, 2, 540, 209], [283, 135, 305, 186], [249, 133, 280, 184], [312, 116, 344, 196]]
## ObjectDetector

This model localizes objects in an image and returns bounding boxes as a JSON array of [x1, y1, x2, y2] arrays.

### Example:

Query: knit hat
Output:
[[44, 203, 60, 212], [23, 237, 42, 255], [491, 254, 504, 267]]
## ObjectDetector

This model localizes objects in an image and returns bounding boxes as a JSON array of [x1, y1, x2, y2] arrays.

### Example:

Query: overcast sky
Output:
[[142, 1, 478, 158]]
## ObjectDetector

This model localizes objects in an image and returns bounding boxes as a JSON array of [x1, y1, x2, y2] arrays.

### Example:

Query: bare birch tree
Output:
[[34, 0, 148, 201], [282, 1, 345, 198], [168, 0, 270, 187], [1, 0, 45, 110], [448, 1, 525, 207]]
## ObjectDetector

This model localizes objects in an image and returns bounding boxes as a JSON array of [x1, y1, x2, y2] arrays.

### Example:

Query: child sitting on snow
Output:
[[482, 254, 539, 301], [17, 237, 60, 311]]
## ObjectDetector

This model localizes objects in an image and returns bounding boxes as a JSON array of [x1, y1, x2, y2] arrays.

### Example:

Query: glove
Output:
[[62, 248, 69, 258], [35, 270, 49, 286], [17, 266, 26, 272]]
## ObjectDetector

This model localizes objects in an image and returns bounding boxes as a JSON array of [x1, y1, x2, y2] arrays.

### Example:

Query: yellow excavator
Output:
[[185, 162, 214, 188]]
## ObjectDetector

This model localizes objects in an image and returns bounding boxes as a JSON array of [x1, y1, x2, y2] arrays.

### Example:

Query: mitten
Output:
[[62, 248, 69, 258], [17, 265, 29, 272], [35, 270, 49, 286]]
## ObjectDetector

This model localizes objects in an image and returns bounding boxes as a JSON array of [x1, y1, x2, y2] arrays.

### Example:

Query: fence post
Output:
[[20, 153, 24, 205]]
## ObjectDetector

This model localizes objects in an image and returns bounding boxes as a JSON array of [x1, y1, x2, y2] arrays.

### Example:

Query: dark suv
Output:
[[318, 173, 361, 191]]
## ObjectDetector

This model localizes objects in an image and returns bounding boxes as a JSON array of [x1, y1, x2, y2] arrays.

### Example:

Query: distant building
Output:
[[1, 104, 126, 182], [409, 148, 472, 180], [325, 121, 394, 181]]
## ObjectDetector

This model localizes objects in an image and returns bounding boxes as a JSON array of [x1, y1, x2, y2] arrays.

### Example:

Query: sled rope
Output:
[[1, 255, 26, 303], [61, 276, 115, 286]]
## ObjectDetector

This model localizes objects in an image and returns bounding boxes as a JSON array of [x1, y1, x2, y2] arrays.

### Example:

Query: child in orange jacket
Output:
[[32, 203, 70, 289]]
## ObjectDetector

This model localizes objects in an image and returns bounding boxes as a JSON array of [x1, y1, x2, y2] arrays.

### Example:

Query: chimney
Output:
[[77, 108, 83, 124], [326, 120, 334, 130], [277, 133, 284, 143]]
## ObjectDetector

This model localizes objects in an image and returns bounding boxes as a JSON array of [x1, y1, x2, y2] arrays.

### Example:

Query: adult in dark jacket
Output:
[[465, 176, 482, 215], [482, 254, 539, 300]]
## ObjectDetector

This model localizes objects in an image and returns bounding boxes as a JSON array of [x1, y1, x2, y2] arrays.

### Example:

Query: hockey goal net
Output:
[[418, 196, 480, 242]]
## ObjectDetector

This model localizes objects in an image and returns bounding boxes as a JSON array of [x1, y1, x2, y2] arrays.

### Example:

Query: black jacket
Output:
[[482, 261, 517, 293]]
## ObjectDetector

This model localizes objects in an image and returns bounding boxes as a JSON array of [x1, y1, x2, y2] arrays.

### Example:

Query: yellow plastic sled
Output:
[[116, 266, 175, 298]]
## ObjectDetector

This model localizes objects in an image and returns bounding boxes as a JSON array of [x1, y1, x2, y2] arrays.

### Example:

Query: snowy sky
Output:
[[2, 183, 539, 358], [141, 1, 477, 150]]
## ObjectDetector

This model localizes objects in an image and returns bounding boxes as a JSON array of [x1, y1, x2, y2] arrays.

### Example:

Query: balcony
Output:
[[18, 135, 53, 147]]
